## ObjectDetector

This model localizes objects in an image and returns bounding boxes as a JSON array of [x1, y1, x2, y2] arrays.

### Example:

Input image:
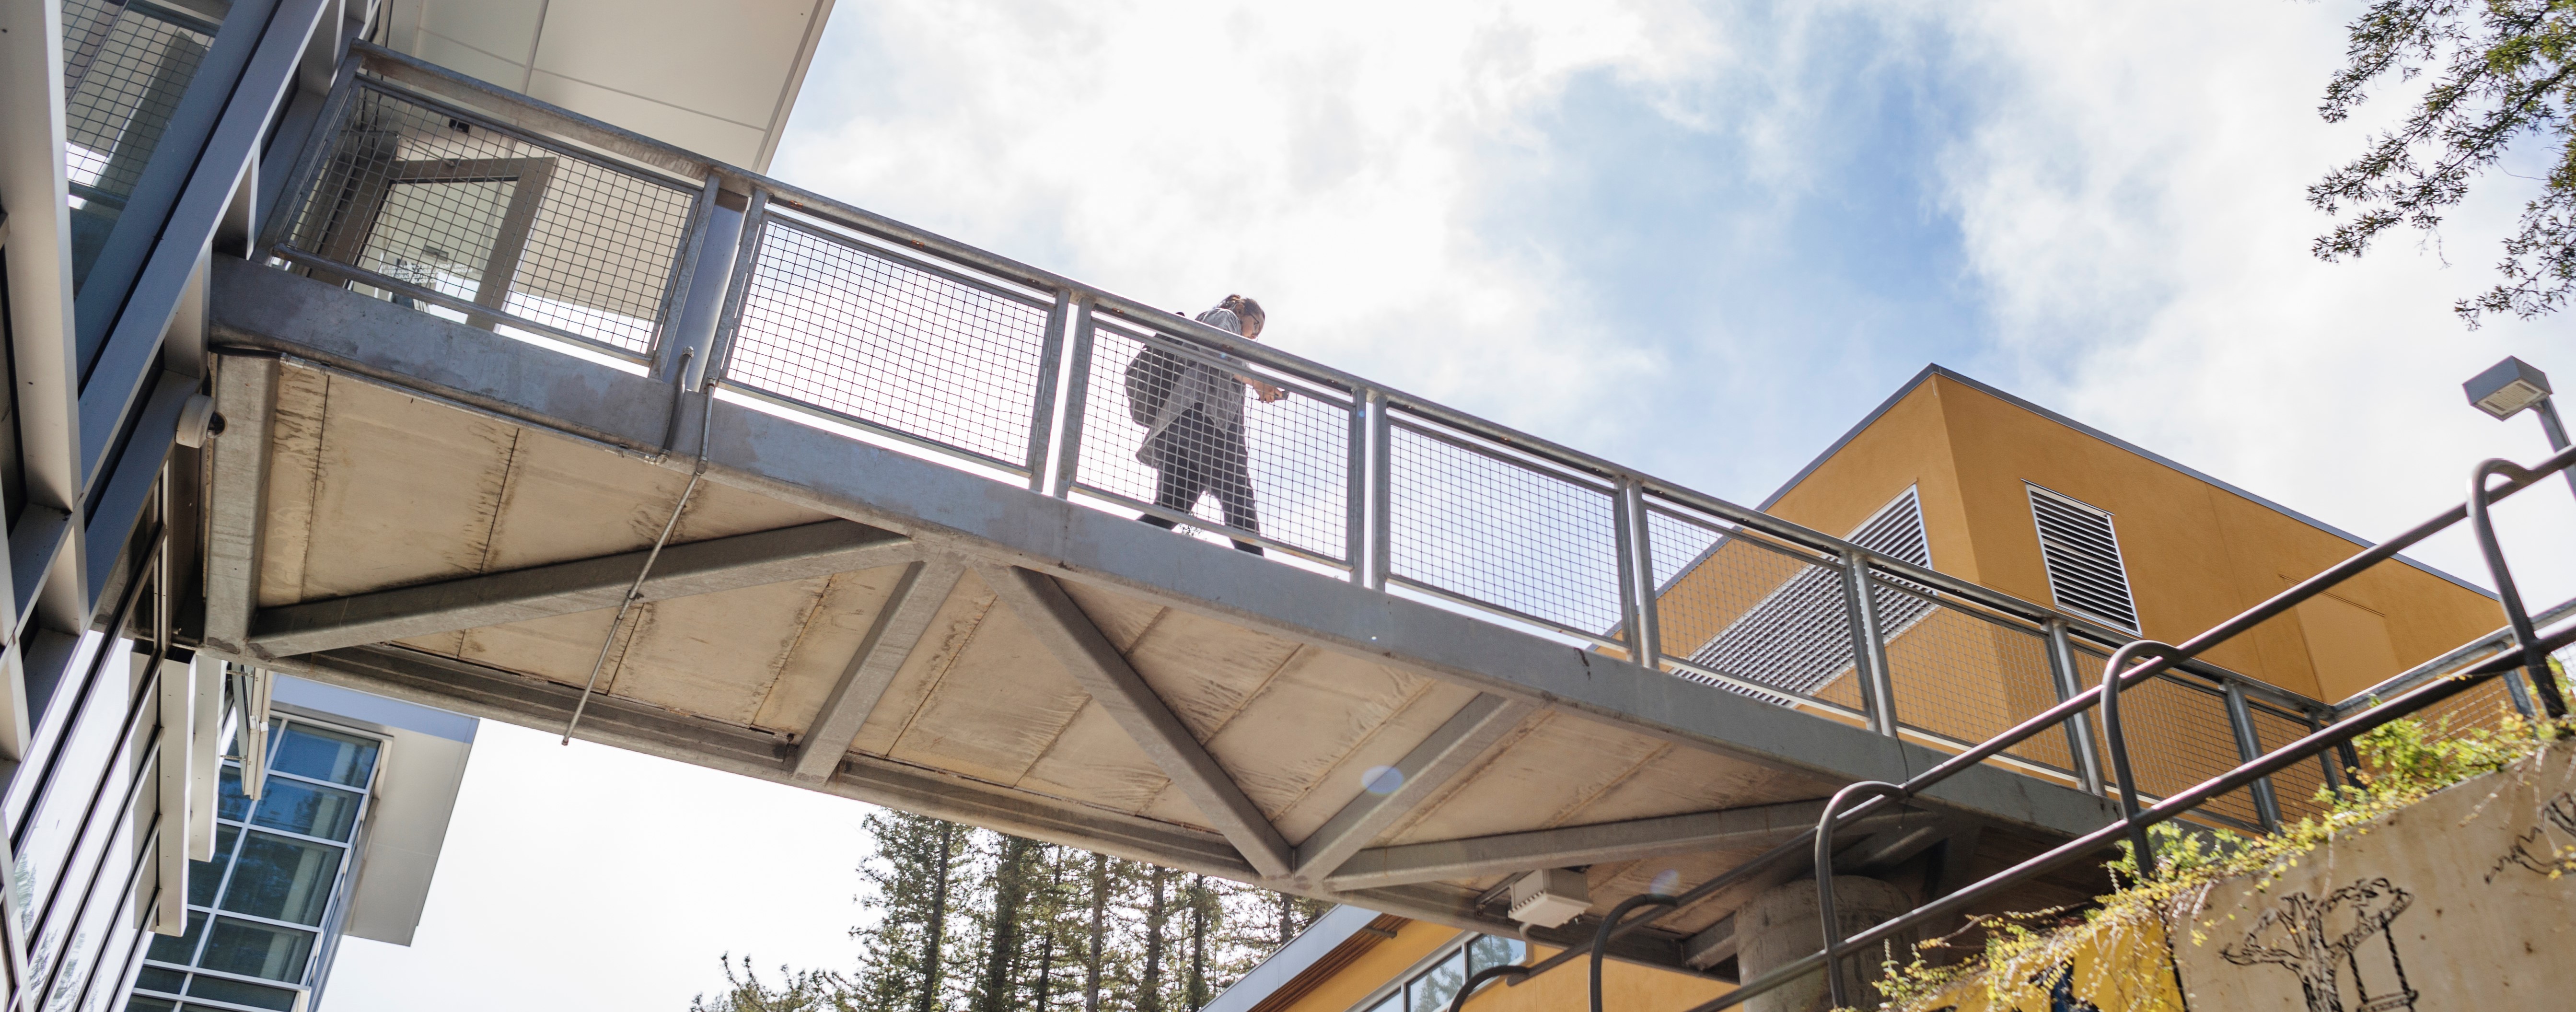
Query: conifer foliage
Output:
[[691, 811, 1331, 1012]]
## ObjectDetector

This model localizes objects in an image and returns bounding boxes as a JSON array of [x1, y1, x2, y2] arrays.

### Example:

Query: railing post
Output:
[[703, 190, 769, 389], [1349, 390, 1391, 590], [654, 178, 746, 389], [1345, 389, 1370, 583], [2044, 619, 2107, 796], [1615, 479, 1660, 668], [1046, 298, 1096, 499], [1840, 549, 1897, 737], [1024, 290, 1073, 492], [2222, 681, 2283, 832]]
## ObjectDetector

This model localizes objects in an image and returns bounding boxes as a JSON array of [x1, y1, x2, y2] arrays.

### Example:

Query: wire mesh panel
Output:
[[2250, 705, 2329, 825], [1876, 585, 2072, 773], [724, 216, 1053, 471], [1068, 322, 1350, 560], [62, 0, 209, 206], [1388, 414, 1621, 638], [1648, 504, 1864, 709], [2067, 644, 2264, 831], [281, 83, 697, 357]]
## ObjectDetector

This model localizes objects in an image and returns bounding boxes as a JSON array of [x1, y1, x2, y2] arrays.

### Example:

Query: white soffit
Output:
[[377, 0, 835, 171]]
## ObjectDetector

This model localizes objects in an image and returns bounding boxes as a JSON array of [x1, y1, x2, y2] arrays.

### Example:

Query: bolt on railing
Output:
[[271, 42, 2356, 815]]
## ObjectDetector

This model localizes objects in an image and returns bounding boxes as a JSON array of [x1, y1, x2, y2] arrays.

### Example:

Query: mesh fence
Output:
[[1876, 585, 2073, 773], [1647, 504, 1864, 708], [1388, 415, 1621, 637], [2066, 644, 2265, 831], [61, 0, 209, 207], [2250, 704, 2330, 825], [282, 83, 696, 356], [725, 217, 1052, 471], [1068, 322, 1351, 560]]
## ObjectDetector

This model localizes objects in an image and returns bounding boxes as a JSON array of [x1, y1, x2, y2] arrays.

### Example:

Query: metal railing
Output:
[[262, 43, 2396, 830], [1605, 443, 2576, 1012]]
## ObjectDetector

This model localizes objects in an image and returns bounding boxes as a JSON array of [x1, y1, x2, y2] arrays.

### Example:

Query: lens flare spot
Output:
[[1362, 765, 1404, 795], [1649, 869, 1681, 896]]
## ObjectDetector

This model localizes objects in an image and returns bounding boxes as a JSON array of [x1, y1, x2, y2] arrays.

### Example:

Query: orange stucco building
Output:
[[1211, 367, 2507, 1012]]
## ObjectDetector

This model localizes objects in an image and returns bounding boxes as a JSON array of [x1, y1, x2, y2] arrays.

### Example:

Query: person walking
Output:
[[1127, 294, 1284, 555]]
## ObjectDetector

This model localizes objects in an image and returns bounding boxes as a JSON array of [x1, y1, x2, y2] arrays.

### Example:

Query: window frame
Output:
[[125, 712, 387, 1011]]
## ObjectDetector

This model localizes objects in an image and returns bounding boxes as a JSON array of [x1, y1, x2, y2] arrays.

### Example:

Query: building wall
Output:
[[1260, 921, 1732, 1012], [1733, 371, 2500, 704], [1923, 373, 2501, 701]]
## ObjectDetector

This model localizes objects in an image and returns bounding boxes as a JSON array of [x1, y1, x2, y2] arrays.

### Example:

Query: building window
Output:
[[2027, 485, 2140, 631], [126, 717, 384, 1012], [1360, 934, 1528, 1012]]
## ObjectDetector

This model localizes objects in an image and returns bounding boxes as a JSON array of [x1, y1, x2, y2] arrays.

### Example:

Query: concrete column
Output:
[[1738, 877, 1914, 1012]]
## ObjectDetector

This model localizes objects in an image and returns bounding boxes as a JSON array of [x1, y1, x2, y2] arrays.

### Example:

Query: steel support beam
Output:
[[789, 557, 966, 781], [1324, 800, 1909, 891], [202, 358, 279, 654], [247, 522, 914, 656], [265, 643, 1260, 879], [0, 0, 90, 640], [1292, 693, 1529, 885], [980, 563, 1295, 879]]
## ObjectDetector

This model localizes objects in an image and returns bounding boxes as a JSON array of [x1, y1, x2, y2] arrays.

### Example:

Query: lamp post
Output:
[[2463, 356, 2576, 502]]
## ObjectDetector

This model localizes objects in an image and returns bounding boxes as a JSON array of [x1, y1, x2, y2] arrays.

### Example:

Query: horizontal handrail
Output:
[[339, 41, 2344, 727], [2330, 593, 2576, 719]]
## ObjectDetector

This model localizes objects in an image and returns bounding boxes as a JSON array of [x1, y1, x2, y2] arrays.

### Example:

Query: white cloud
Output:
[[323, 722, 873, 1011], [773, 0, 1752, 441], [1932, 0, 2576, 603]]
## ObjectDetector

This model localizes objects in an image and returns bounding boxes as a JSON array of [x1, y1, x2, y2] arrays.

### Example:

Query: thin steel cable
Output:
[[561, 391, 716, 744]]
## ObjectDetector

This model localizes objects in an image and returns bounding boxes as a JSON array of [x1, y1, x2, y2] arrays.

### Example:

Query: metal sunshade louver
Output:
[[1684, 487, 1933, 698], [2028, 485, 2140, 631]]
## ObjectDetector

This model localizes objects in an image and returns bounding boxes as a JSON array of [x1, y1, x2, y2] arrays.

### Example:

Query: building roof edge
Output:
[[1757, 364, 2496, 600]]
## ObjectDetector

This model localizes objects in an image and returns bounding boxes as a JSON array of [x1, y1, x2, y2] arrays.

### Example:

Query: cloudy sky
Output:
[[325, 1, 2575, 1008]]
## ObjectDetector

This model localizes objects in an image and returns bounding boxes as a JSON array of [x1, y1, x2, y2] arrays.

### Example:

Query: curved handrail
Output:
[[1593, 893, 1680, 1012], [1446, 964, 1530, 1012], [2470, 458, 2567, 717], [1813, 780, 1906, 1010], [2098, 640, 2186, 874]]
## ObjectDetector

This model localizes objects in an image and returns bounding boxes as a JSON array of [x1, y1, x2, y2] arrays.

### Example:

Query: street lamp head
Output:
[[2464, 356, 2554, 420]]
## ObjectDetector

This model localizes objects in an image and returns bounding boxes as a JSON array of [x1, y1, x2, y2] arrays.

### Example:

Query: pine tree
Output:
[[973, 835, 1044, 1012], [855, 812, 969, 1012], [1082, 852, 1112, 1012], [1137, 866, 1172, 1012], [1184, 877, 1212, 1012]]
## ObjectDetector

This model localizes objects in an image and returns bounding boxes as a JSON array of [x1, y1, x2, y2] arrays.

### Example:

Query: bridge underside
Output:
[[197, 261, 2119, 976]]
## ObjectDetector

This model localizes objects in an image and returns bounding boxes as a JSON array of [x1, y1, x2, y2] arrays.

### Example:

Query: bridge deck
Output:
[[202, 260, 2118, 974]]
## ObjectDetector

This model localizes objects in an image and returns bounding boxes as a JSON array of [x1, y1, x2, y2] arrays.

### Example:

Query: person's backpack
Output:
[[1124, 346, 1187, 426]]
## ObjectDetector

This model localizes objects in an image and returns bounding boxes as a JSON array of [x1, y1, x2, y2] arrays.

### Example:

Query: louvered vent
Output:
[[1685, 488, 1931, 699], [2028, 485, 2139, 631]]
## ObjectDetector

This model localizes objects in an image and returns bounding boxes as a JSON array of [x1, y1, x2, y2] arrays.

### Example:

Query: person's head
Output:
[[1219, 294, 1266, 339]]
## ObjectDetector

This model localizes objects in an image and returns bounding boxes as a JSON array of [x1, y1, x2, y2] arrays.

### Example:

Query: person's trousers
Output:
[[1140, 409, 1262, 554]]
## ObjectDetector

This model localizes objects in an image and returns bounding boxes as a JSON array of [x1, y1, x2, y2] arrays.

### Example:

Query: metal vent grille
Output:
[[1685, 487, 1931, 697], [2029, 485, 2139, 631]]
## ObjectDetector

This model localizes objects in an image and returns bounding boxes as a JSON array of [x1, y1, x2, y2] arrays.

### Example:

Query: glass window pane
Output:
[[1468, 934, 1517, 973], [132, 966, 186, 995], [121, 998, 176, 1012], [216, 767, 251, 822], [218, 832, 343, 926], [1368, 995, 1399, 1012], [247, 778, 361, 842], [185, 975, 300, 1012], [198, 918, 314, 983], [1409, 950, 1466, 1012], [267, 724, 378, 788], [144, 911, 205, 965], [187, 825, 242, 907]]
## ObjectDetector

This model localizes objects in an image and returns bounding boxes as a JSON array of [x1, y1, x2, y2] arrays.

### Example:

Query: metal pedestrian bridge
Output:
[[186, 42, 2438, 980]]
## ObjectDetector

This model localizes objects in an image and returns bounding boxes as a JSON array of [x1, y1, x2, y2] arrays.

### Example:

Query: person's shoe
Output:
[[1138, 513, 1178, 530]]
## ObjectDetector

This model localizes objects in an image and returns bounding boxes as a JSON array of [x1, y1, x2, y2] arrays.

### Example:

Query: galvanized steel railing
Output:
[[255, 43, 2518, 834]]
